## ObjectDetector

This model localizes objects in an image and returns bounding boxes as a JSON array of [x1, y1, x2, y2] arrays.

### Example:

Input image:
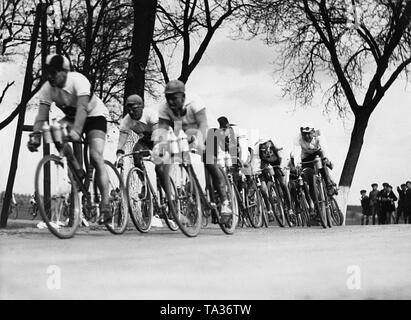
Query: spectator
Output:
[[376, 183, 389, 224], [360, 190, 371, 225], [29, 194, 38, 219], [404, 181, 411, 224], [369, 183, 379, 225], [396, 184, 407, 224], [379, 184, 397, 224]]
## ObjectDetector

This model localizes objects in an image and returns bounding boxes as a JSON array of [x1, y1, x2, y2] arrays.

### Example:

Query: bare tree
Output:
[[241, 0, 411, 219], [152, 0, 250, 84], [124, 0, 158, 112], [0, 0, 32, 55]]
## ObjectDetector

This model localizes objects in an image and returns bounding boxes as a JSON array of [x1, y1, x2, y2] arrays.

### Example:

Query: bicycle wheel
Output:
[[277, 180, 296, 227], [245, 181, 264, 228], [94, 160, 129, 234], [312, 176, 327, 228], [298, 191, 311, 227], [35, 155, 81, 239], [329, 197, 343, 226], [126, 167, 153, 233], [166, 164, 202, 237], [268, 181, 286, 227], [161, 180, 180, 231]]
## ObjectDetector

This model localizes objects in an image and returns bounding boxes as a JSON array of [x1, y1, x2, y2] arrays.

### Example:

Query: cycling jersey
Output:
[[294, 130, 327, 160], [38, 71, 109, 120], [117, 108, 158, 152], [158, 93, 217, 130], [259, 140, 282, 166]]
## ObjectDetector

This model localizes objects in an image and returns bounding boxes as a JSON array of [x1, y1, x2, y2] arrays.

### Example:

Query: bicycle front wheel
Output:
[[245, 181, 264, 228], [329, 197, 343, 226], [268, 182, 286, 227], [218, 167, 239, 235], [166, 164, 202, 237], [35, 155, 81, 239], [126, 167, 153, 233], [312, 176, 327, 228], [94, 160, 129, 234]]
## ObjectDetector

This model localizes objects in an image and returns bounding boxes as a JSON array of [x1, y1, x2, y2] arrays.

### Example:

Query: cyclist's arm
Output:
[[193, 108, 208, 146], [117, 130, 130, 154], [72, 95, 89, 135], [33, 103, 50, 131]]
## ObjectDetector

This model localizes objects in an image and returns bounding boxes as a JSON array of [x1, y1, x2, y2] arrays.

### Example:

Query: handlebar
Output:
[[118, 150, 152, 162]]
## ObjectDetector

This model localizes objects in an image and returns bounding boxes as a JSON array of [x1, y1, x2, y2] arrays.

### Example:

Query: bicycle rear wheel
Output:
[[35, 155, 81, 239], [126, 167, 153, 233], [94, 160, 129, 234], [167, 164, 202, 237]]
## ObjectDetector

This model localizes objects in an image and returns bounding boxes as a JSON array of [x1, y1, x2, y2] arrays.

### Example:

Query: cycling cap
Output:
[[300, 126, 315, 133], [126, 94, 143, 106], [45, 54, 71, 72], [165, 80, 185, 94]]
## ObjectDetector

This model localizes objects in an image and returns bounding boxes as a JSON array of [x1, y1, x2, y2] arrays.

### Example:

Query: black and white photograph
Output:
[[1, 0, 411, 304]]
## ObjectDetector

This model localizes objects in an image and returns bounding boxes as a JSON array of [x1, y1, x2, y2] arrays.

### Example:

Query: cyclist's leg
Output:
[[259, 179, 271, 211], [87, 129, 110, 211], [204, 163, 227, 203], [275, 168, 292, 210]]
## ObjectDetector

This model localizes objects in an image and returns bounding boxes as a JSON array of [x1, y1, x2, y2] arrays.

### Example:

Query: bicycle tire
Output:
[[95, 160, 129, 234], [267, 181, 286, 227], [166, 164, 202, 237], [35, 155, 81, 239], [312, 176, 327, 228], [126, 167, 153, 233], [330, 197, 343, 226], [245, 180, 264, 228], [218, 167, 239, 235], [162, 179, 180, 231], [277, 179, 295, 228]]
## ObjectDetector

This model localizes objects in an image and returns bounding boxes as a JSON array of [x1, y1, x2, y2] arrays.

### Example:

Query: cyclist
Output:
[[27, 54, 112, 225], [208, 116, 249, 190], [253, 137, 294, 221], [115, 94, 158, 168], [294, 126, 336, 197], [155, 79, 233, 220]]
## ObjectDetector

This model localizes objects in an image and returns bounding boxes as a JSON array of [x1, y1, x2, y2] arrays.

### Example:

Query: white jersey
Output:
[[117, 108, 159, 151], [158, 92, 218, 130], [38, 71, 109, 119], [119, 108, 158, 135], [293, 130, 328, 163]]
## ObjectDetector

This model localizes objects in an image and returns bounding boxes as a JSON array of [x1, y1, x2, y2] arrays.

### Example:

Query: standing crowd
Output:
[[360, 181, 411, 225]]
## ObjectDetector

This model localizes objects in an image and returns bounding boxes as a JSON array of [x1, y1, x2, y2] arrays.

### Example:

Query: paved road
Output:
[[1, 221, 411, 299]]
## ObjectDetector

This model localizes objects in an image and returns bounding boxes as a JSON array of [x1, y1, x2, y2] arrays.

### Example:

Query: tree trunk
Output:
[[124, 0, 157, 115], [337, 110, 371, 224]]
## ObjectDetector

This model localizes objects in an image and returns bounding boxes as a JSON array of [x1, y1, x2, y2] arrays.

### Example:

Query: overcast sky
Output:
[[1, 32, 411, 205]]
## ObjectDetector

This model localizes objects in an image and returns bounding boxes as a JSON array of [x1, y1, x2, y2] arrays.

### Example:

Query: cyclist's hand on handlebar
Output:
[[27, 133, 41, 152], [67, 129, 81, 142], [116, 157, 124, 169]]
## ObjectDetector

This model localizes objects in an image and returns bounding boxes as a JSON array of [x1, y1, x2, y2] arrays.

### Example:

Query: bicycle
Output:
[[260, 164, 288, 227], [119, 150, 179, 233], [288, 166, 312, 227], [164, 147, 239, 237], [231, 157, 264, 228], [33, 121, 128, 239], [301, 156, 337, 228]]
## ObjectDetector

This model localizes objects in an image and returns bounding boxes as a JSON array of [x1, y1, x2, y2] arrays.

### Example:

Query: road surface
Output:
[[1, 220, 411, 299]]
